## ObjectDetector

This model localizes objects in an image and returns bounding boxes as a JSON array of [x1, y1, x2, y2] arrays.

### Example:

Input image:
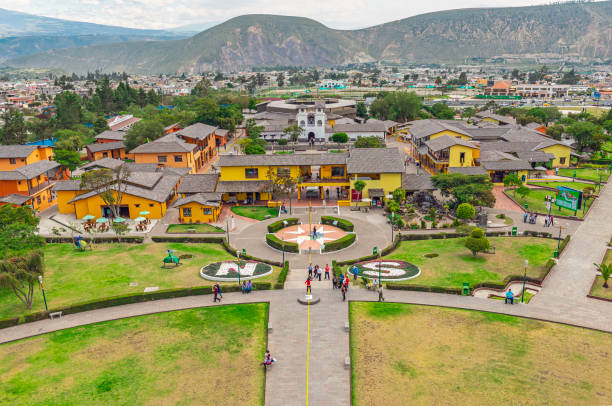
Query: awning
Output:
[[368, 188, 385, 197]]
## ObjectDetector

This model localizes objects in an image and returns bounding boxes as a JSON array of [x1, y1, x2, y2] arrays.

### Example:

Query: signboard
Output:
[[555, 186, 582, 211]]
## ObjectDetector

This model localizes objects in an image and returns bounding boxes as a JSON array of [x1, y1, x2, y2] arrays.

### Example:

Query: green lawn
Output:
[[0, 304, 267, 405], [381, 237, 557, 289], [273, 150, 293, 155], [590, 250, 612, 300], [166, 223, 225, 234], [557, 168, 610, 183], [508, 188, 593, 218], [350, 302, 612, 406], [0, 243, 279, 320], [527, 181, 598, 193], [231, 206, 278, 220]]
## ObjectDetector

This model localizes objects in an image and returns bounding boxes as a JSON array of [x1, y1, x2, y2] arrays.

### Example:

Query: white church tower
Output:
[[296, 100, 327, 142]]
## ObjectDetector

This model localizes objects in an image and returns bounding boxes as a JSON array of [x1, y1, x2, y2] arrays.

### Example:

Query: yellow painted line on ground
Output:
[[306, 299, 311, 406]]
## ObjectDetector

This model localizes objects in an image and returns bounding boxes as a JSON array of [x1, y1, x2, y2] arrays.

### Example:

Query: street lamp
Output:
[[378, 252, 382, 288], [556, 225, 564, 257], [282, 235, 285, 264], [391, 212, 394, 242], [38, 275, 48, 311], [226, 218, 230, 246], [521, 259, 528, 303]]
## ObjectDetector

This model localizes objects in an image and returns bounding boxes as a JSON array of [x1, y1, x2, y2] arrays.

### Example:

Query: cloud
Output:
[[4, 0, 569, 30]]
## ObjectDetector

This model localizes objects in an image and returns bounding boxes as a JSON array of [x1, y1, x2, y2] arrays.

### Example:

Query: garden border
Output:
[[199, 261, 274, 282]]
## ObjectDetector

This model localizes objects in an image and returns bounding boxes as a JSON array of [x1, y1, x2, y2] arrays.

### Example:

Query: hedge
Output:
[[322, 233, 356, 252], [0, 282, 275, 330], [558, 235, 571, 254], [320, 216, 354, 232], [275, 261, 290, 289], [267, 218, 299, 233], [45, 236, 144, 244], [386, 283, 462, 295], [266, 234, 299, 253]]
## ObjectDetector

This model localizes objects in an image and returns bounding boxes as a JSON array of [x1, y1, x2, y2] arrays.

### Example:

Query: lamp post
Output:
[[391, 211, 394, 242], [379, 252, 382, 288], [282, 235, 285, 264], [556, 225, 563, 255], [226, 218, 230, 246], [38, 275, 48, 311], [521, 259, 528, 303]]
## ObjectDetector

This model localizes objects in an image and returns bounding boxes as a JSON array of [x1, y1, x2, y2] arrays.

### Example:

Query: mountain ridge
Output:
[[5, 2, 612, 74]]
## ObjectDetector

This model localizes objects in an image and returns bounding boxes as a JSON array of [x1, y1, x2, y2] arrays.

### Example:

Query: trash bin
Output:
[[462, 282, 470, 296], [553, 250, 558, 258], [512, 227, 517, 236]]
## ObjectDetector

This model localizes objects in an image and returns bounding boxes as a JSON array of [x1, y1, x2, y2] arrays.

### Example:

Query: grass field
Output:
[[557, 168, 610, 183], [0, 243, 278, 320], [590, 250, 612, 300], [381, 237, 557, 289], [231, 206, 278, 220], [509, 188, 593, 218], [273, 150, 293, 155], [527, 181, 598, 193], [0, 304, 267, 405], [350, 302, 612, 406], [166, 223, 224, 233]]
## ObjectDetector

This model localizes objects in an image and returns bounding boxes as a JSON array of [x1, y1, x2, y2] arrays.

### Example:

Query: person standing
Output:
[[332, 273, 338, 289], [317, 266, 322, 281], [344, 274, 350, 291], [305, 277, 312, 294], [308, 263, 313, 279], [341, 283, 347, 301], [352, 265, 359, 280], [324, 264, 330, 280], [378, 283, 384, 302]]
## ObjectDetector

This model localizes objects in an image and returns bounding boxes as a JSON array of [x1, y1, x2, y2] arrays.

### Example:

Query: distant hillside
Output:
[[6, 1, 612, 74], [0, 7, 174, 37]]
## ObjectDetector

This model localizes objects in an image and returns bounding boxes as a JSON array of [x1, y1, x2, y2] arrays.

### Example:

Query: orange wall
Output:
[[133, 151, 195, 171], [0, 147, 53, 171], [90, 148, 128, 161]]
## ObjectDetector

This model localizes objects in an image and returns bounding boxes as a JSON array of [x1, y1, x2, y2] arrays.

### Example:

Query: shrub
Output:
[[496, 213, 506, 219], [420, 219, 426, 229], [386, 283, 462, 295], [465, 227, 490, 257], [558, 235, 571, 254], [276, 261, 290, 287], [441, 223, 449, 228], [331, 132, 349, 143], [456, 203, 475, 220], [320, 216, 354, 232], [451, 218, 461, 227], [277, 138, 288, 145], [410, 223, 419, 229], [322, 233, 356, 252], [266, 234, 299, 253], [267, 218, 299, 233], [424, 253, 439, 258], [431, 221, 437, 229]]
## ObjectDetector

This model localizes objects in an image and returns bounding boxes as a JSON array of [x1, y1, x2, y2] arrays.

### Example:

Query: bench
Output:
[[268, 322, 273, 333], [49, 311, 63, 320], [344, 321, 350, 332], [344, 356, 351, 370], [264, 214, 272, 220]]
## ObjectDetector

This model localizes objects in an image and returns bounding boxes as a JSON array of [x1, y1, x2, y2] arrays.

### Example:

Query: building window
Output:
[[317, 120, 323, 126], [135, 204, 140, 208], [158, 155, 167, 163], [245, 168, 259, 179], [174, 155, 183, 162], [183, 207, 192, 217], [560, 157, 566, 164], [277, 167, 291, 177], [203, 208, 212, 215], [37, 196, 41, 205], [102, 152, 108, 158], [149, 203, 154, 207], [9, 158, 16, 164], [331, 166, 345, 177]]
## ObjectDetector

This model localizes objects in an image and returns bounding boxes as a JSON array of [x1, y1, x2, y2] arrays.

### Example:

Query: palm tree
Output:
[[594, 263, 611, 288]]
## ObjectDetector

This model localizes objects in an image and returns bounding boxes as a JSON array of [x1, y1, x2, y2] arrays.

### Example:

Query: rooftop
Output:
[[86, 141, 125, 153], [177, 174, 219, 194]]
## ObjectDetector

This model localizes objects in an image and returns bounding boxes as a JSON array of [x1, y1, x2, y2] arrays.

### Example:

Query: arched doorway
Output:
[[308, 132, 315, 142]]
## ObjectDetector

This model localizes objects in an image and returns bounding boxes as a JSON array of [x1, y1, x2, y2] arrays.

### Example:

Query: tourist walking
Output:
[[324, 264, 330, 280], [305, 277, 312, 294], [332, 273, 338, 289], [352, 265, 359, 280], [378, 284, 385, 302], [317, 265, 322, 281], [523, 212, 528, 223], [343, 274, 350, 291], [213, 283, 222, 302], [242, 281, 247, 294], [247, 280, 253, 294], [341, 284, 347, 301], [308, 263, 313, 278]]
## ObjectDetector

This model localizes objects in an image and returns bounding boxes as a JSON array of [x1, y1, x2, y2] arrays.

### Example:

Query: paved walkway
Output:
[[492, 185, 522, 211]]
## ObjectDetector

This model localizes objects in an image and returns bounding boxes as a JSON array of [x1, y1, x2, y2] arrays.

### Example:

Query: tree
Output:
[[392, 188, 405, 204], [54, 149, 81, 171], [93, 117, 110, 134], [461, 107, 477, 118], [111, 222, 129, 243], [594, 263, 611, 288], [465, 228, 490, 257], [245, 144, 266, 154], [282, 124, 303, 144], [431, 174, 495, 208], [80, 166, 131, 218], [264, 167, 297, 206], [277, 72, 285, 87], [125, 120, 164, 150], [0, 250, 44, 309], [354, 136, 384, 148], [356, 102, 368, 119], [246, 118, 264, 140], [548, 124, 564, 140], [559, 69, 581, 85], [191, 78, 212, 97], [1, 109, 27, 145], [503, 173, 522, 196], [516, 185, 531, 200], [54, 91, 83, 128], [431, 103, 455, 119], [331, 132, 348, 143], [567, 121, 605, 152], [353, 180, 366, 207], [0, 205, 43, 259], [369, 97, 390, 120], [456, 203, 475, 221], [387, 201, 400, 215]]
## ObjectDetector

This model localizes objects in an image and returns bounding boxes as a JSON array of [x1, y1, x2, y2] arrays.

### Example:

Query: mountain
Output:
[[6, 1, 612, 74], [168, 22, 221, 35], [0, 7, 174, 37]]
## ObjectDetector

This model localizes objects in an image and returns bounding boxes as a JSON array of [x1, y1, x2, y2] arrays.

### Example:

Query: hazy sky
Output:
[[5, 0, 584, 30]]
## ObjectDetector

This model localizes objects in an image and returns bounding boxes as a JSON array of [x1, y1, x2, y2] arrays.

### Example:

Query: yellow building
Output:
[[130, 141, 197, 173], [419, 135, 480, 174], [174, 192, 223, 223], [86, 141, 128, 161], [0, 145, 54, 171], [53, 171, 180, 219], [346, 148, 404, 206], [537, 143, 571, 168]]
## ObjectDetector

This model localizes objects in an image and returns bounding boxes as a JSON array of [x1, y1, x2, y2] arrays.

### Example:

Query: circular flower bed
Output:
[[348, 260, 420, 281], [200, 261, 273, 282]]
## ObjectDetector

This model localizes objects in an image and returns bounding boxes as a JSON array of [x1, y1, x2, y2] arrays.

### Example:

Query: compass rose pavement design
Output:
[[274, 223, 347, 251]]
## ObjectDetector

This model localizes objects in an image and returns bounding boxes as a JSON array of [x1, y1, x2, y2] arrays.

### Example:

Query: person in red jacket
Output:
[[305, 277, 312, 294]]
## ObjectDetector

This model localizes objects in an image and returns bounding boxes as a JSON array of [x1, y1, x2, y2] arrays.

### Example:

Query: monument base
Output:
[[297, 294, 321, 305]]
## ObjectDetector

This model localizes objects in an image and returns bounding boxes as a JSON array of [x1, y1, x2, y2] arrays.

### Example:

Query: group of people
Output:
[[241, 280, 254, 294], [543, 215, 555, 227], [523, 212, 538, 224], [307, 263, 330, 281], [213, 283, 222, 302]]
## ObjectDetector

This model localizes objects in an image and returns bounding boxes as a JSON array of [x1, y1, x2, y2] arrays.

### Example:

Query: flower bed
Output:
[[200, 260, 273, 281], [348, 260, 420, 281]]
